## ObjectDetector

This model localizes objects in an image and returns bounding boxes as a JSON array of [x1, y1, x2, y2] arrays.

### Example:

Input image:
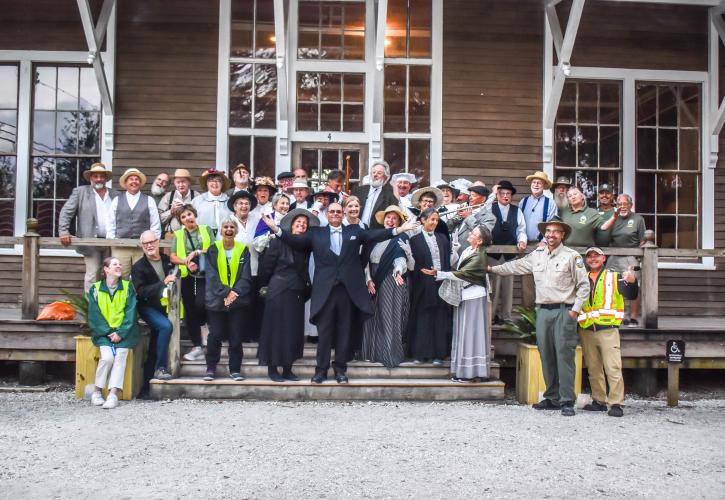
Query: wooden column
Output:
[[640, 230, 658, 330], [166, 272, 182, 378], [21, 218, 40, 320]]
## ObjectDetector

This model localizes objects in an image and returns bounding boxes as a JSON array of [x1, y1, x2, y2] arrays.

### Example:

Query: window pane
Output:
[[409, 139, 430, 186], [0, 109, 17, 154], [658, 129, 677, 170], [557, 82, 576, 123], [78, 112, 100, 155], [385, 0, 407, 58], [229, 136, 251, 172], [34, 67, 56, 111], [299, 2, 320, 27], [0, 156, 15, 198], [254, 64, 277, 128], [599, 83, 620, 125], [0, 200, 14, 236], [253, 136, 276, 178], [577, 126, 597, 169], [55, 158, 77, 199], [571, 170, 598, 206], [297, 72, 318, 102], [636, 84, 656, 126], [384, 138, 406, 175], [0, 65, 18, 109], [599, 126, 619, 168], [408, 65, 430, 133], [230, 63, 253, 128], [342, 104, 363, 132], [343, 32, 365, 60], [635, 172, 656, 214], [320, 73, 341, 102], [409, 0, 431, 58], [555, 126, 576, 167], [384, 65, 406, 132], [231, 0, 254, 57], [678, 173, 698, 215], [297, 102, 318, 131], [320, 103, 341, 131], [679, 85, 700, 128], [679, 129, 699, 171], [578, 82, 598, 124], [56, 111, 78, 154], [33, 157, 55, 199], [320, 33, 343, 60], [79, 68, 101, 111], [33, 200, 56, 237], [678, 217, 698, 249], [255, 0, 276, 58], [657, 215, 677, 248], [636, 128, 656, 170], [298, 31, 319, 59], [343, 74, 364, 102], [658, 86, 677, 127], [57, 67, 78, 110], [656, 173, 677, 214]]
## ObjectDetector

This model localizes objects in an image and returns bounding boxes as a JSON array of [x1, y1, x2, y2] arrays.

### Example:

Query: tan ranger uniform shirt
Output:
[[490, 244, 590, 313]]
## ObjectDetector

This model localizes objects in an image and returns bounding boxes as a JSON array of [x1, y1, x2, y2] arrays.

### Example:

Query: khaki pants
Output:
[[111, 247, 144, 281], [82, 248, 109, 293], [578, 327, 625, 405]]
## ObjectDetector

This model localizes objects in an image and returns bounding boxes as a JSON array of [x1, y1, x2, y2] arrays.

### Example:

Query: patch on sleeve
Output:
[[575, 256, 585, 268]]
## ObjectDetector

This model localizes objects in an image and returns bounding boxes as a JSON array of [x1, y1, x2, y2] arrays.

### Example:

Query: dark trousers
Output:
[[138, 306, 173, 393], [315, 284, 353, 375], [181, 276, 206, 347], [206, 308, 245, 373]]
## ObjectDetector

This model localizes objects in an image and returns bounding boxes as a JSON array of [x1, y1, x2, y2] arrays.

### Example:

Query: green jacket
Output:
[[87, 279, 141, 349]]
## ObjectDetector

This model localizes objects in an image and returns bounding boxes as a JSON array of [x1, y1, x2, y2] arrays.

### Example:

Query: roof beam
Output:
[[544, 0, 585, 129], [273, 0, 289, 155], [76, 0, 114, 115]]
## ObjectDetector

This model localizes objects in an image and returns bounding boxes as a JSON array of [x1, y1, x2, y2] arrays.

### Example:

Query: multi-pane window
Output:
[[296, 72, 364, 132], [32, 66, 101, 237], [554, 81, 622, 206], [229, 0, 277, 177], [383, 0, 432, 186], [635, 83, 701, 249], [297, 1, 365, 60], [0, 65, 18, 236]]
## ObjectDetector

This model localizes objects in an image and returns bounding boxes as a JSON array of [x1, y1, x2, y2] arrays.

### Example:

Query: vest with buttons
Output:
[[490, 203, 519, 260], [115, 193, 151, 239]]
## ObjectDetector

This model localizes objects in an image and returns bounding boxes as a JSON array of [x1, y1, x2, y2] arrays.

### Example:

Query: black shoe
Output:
[[583, 400, 608, 412], [282, 370, 300, 382], [561, 404, 575, 416], [311, 373, 326, 384], [269, 372, 285, 383], [628, 319, 639, 328], [335, 374, 349, 384], [493, 316, 504, 326], [307, 335, 319, 344], [608, 404, 624, 417], [532, 399, 560, 410]]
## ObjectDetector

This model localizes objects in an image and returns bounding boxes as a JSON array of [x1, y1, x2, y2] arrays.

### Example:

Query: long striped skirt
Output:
[[361, 270, 408, 368]]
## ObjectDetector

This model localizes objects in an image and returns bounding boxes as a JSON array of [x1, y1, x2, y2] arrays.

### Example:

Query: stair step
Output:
[[178, 359, 500, 380], [149, 377, 505, 401]]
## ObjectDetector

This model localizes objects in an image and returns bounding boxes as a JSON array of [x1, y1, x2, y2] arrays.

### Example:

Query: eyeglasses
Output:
[[328, 209, 343, 214], [141, 240, 159, 246]]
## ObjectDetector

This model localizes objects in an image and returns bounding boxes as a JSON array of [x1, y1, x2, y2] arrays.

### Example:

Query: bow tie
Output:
[[330, 227, 342, 234]]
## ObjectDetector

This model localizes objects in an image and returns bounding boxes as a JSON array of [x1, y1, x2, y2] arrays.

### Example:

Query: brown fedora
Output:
[[82, 162, 112, 181]]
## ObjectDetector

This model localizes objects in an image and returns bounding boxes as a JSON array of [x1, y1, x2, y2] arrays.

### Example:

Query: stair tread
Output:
[[151, 377, 504, 388]]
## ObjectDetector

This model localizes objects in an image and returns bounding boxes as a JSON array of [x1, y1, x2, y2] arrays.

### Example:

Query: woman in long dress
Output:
[[407, 208, 452, 364], [361, 205, 414, 368], [257, 209, 318, 381], [423, 224, 491, 381]]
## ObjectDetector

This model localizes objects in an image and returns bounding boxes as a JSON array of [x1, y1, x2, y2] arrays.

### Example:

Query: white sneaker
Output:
[[183, 346, 205, 361], [91, 391, 105, 406], [102, 393, 119, 409]]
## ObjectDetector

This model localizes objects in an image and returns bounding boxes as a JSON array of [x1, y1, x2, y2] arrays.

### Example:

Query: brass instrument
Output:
[[436, 201, 488, 218]]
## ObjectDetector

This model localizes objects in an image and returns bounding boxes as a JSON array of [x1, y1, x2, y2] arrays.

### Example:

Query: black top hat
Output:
[[496, 180, 517, 195], [227, 190, 258, 212]]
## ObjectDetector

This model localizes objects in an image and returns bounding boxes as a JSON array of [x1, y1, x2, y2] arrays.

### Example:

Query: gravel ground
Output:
[[0, 391, 724, 499]]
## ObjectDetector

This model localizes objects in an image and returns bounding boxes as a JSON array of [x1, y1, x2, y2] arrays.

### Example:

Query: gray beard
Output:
[[93, 183, 106, 190], [151, 185, 166, 196], [370, 178, 386, 189]]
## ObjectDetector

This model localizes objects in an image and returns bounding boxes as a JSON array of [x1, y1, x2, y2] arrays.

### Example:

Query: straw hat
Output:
[[525, 171, 552, 190], [82, 162, 112, 181], [118, 168, 147, 189], [538, 216, 572, 240], [280, 208, 320, 233], [411, 186, 444, 208], [374, 205, 409, 226], [200, 169, 231, 192], [290, 180, 311, 191], [172, 168, 193, 180]]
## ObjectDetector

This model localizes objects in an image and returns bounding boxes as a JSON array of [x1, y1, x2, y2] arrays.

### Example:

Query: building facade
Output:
[[0, 0, 723, 315]]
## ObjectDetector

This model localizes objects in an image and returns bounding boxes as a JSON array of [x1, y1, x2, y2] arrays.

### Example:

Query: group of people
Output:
[[60, 160, 644, 415]]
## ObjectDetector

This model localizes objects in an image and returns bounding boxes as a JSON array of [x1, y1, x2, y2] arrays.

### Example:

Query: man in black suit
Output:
[[352, 160, 400, 229], [131, 230, 177, 395], [264, 203, 417, 383]]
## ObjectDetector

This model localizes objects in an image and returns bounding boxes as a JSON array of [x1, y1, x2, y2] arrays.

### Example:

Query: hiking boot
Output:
[[583, 400, 608, 412], [608, 405, 624, 417], [532, 398, 560, 410]]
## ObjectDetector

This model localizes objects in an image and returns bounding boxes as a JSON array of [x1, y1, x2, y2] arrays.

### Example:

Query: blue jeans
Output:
[[138, 306, 173, 375]]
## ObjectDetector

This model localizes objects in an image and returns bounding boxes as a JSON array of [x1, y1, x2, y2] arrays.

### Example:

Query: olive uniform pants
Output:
[[536, 304, 579, 404], [578, 327, 624, 406]]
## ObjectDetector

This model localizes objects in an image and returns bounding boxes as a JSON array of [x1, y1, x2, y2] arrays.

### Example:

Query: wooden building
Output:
[[0, 0, 723, 316]]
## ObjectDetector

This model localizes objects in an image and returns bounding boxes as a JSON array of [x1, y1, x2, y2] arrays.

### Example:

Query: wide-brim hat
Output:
[[374, 204, 409, 226], [231, 163, 250, 175], [496, 180, 517, 195], [251, 176, 277, 195], [449, 178, 472, 196], [280, 208, 320, 233], [119, 168, 147, 190], [291, 180, 311, 191], [310, 190, 339, 202], [82, 162, 112, 181], [227, 190, 258, 212], [525, 171, 552, 190], [552, 176, 572, 189], [172, 168, 193, 181], [538, 216, 572, 240], [411, 186, 444, 209], [434, 179, 460, 198], [200, 169, 231, 192]]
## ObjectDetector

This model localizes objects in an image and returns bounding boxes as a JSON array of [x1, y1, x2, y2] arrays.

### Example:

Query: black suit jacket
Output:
[[409, 232, 452, 309], [131, 254, 173, 313], [257, 238, 310, 300], [280, 224, 394, 323], [351, 183, 399, 229]]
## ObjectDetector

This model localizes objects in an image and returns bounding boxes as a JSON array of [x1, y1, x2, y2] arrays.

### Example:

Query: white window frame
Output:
[[217, 0, 442, 180], [0, 10, 116, 257]]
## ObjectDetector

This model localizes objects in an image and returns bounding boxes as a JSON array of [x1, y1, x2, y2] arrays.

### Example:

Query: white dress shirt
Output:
[[93, 189, 113, 237], [361, 185, 382, 226], [106, 191, 161, 239], [495, 202, 528, 244]]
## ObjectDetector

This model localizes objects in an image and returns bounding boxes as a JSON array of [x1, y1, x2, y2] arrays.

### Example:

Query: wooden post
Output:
[[167, 274, 182, 378], [667, 364, 680, 407], [21, 218, 40, 320], [640, 229, 658, 329]]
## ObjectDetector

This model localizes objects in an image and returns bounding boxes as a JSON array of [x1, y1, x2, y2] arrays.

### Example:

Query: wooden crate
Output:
[[516, 343, 583, 405], [74, 336, 146, 401]]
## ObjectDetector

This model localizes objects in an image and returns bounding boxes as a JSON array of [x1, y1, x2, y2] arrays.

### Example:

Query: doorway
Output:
[[292, 143, 367, 192]]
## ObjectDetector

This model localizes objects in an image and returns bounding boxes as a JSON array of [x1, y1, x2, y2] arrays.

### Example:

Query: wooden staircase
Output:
[[150, 341, 505, 401]]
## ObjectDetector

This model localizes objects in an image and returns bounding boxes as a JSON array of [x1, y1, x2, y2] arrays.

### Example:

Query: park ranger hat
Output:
[[552, 176, 572, 189], [538, 216, 572, 240], [82, 162, 112, 181], [118, 168, 147, 189]]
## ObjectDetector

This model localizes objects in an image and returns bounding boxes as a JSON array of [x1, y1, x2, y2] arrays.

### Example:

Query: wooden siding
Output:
[[0, 255, 84, 310], [112, 0, 219, 190]]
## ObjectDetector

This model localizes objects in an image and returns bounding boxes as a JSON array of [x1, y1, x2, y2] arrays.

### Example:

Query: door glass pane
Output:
[[300, 148, 318, 181], [409, 139, 430, 186], [385, 0, 407, 58], [254, 136, 276, 178], [231, 0, 254, 57], [254, 64, 277, 128], [408, 66, 430, 133], [230, 63, 253, 128], [255, 0, 276, 58], [384, 138, 405, 174], [229, 136, 251, 172], [384, 65, 406, 132], [409, 0, 432, 58]]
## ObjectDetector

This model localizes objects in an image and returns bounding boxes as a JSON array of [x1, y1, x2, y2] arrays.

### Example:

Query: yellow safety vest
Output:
[[215, 240, 245, 286], [94, 280, 129, 329], [174, 225, 211, 278], [577, 269, 625, 328]]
